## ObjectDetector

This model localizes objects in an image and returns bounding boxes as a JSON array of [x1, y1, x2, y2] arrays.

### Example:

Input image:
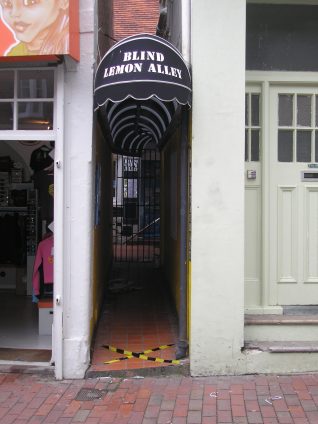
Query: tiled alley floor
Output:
[[2, 372, 318, 423], [89, 263, 180, 373]]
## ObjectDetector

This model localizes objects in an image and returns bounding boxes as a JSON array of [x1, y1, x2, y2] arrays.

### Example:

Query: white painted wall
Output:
[[190, 0, 246, 375], [60, 0, 95, 379]]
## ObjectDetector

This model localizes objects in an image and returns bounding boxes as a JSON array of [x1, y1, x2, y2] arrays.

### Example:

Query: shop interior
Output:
[[0, 140, 54, 363]]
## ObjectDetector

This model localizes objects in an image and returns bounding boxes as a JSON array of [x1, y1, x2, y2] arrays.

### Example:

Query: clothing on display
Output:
[[0, 213, 26, 265], [30, 145, 53, 173], [31, 145, 54, 225], [33, 170, 54, 223], [32, 235, 54, 296]]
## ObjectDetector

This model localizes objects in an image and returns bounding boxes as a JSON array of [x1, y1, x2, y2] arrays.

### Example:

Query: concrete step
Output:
[[244, 314, 318, 342], [244, 341, 318, 353]]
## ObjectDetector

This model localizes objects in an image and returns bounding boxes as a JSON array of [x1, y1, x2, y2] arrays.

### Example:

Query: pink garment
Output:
[[32, 236, 54, 296]]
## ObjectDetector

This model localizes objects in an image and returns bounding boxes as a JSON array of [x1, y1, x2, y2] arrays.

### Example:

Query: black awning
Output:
[[94, 34, 191, 155]]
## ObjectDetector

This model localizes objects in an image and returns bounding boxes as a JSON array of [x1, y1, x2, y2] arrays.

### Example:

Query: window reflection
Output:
[[0, 71, 14, 99], [18, 70, 54, 99], [251, 129, 260, 161], [297, 95, 311, 127], [278, 130, 293, 162], [296, 131, 311, 162], [0, 103, 13, 129], [18, 102, 53, 130], [279, 94, 293, 126]]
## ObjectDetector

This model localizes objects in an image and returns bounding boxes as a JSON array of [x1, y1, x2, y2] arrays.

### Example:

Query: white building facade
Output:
[[189, 0, 318, 375], [2, 0, 318, 380], [54, 0, 318, 378]]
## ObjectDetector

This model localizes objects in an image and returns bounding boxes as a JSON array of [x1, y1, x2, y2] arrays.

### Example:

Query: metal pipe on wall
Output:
[[176, 106, 189, 360]]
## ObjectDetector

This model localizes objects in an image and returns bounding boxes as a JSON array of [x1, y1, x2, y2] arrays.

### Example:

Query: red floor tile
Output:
[[89, 263, 179, 372]]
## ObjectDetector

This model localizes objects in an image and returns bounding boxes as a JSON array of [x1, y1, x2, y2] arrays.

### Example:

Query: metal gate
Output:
[[112, 148, 160, 263]]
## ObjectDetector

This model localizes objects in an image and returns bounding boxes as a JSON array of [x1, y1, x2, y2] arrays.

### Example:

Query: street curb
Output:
[[0, 364, 54, 377], [85, 361, 190, 379]]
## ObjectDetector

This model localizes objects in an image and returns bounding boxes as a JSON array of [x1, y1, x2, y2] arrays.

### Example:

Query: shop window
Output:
[[0, 69, 54, 131], [0, 70, 14, 98], [0, 103, 13, 130]]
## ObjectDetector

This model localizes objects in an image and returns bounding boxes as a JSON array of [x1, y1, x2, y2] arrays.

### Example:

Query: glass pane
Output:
[[297, 131, 311, 162], [279, 94, 293, 126], [251, 94, 260, 126], [0, 103, 13, 129], [245, 129, 248, 161], [278, 130, 293, 162], [17, 102, 53, 130], [316, 96, 318, 127], [127, 179, 138, 198], [297, 95, 311, 127], [0, 71, 14, 99], [245, 94, 248, 126], [316, 131, 318, 163], [18, 70, 54, 99], [251, 129, 260, 161]]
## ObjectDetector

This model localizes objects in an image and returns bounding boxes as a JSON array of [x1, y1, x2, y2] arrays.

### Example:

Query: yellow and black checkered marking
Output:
[[102, 344, 180, 365]]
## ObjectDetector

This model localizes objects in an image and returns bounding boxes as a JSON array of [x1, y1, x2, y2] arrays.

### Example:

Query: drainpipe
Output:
[[176, 0, 191, 362], [176, 106, 189, 360], [181, 0, 191, 65], [157, 4, 167, 37]]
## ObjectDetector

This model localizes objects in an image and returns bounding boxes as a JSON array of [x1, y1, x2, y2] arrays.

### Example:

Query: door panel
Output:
[[270, 86, 318, 305], [245, 87, 262, 308], [277, 185, 298, 284], [304, 186, 318, 283]]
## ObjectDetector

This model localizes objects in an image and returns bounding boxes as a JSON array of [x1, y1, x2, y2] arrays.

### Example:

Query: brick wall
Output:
[[113, 0, 159, 41]]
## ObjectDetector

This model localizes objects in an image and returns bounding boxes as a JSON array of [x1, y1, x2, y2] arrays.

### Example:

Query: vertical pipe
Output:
[[181, 0, 191, 65], [176, 107, 189, 359]]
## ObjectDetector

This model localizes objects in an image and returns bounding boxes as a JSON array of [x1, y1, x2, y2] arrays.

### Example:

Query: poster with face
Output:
[[0, 0, 79, 59]]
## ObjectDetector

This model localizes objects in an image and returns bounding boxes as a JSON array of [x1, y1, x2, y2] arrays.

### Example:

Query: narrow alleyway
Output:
[[89, 263, 181, 374], [1, 371, 318, 423]]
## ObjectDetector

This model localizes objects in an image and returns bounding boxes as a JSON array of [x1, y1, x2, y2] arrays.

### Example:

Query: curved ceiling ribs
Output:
[[94, 34, 192, 156], [102, 98, 178, 154]]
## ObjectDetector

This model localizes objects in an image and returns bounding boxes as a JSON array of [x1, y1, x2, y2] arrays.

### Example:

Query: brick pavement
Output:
[[1, 372, 318, 423]]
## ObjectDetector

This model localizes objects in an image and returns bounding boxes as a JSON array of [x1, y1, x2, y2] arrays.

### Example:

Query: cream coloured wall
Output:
[[190, 0, 246, 375]]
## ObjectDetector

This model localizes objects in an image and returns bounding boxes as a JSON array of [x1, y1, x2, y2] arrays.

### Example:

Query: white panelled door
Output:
[[269, 86, 318, 305]]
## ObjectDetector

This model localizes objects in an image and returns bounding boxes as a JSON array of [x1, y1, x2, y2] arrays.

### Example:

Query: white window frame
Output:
[[0, 67, 56, 142], [245, 86, 262, 163]]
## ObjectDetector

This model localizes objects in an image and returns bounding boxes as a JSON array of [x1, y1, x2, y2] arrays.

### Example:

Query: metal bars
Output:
[[112, 148, 160, 263]]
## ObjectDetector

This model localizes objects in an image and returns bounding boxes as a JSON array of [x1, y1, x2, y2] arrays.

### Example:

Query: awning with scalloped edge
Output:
[[94, 34, 191, 155]]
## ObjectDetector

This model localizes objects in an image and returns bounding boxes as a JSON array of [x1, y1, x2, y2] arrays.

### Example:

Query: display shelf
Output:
[[0, 207, 28, 212]]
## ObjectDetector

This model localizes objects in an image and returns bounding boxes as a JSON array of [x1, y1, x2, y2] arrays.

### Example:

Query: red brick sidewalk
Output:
[[1, 372, 318, 423]]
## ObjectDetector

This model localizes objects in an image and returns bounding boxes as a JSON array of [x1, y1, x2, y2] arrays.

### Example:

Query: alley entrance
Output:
[[91, 33, 191, 373], [90, 146, 182, 373]]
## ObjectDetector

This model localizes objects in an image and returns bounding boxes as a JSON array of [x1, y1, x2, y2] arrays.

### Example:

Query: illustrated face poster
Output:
[[0, 0, 79, 59]]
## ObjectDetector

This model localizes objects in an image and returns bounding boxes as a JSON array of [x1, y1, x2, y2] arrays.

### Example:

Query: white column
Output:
[[62, 1, 95, 379], [190, 0, 246, 375]]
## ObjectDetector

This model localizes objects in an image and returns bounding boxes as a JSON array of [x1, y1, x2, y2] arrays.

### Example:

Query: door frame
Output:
[[246, 71, 318, 314], [53, 64, 65, 379], [0, 66, 63, 373]]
